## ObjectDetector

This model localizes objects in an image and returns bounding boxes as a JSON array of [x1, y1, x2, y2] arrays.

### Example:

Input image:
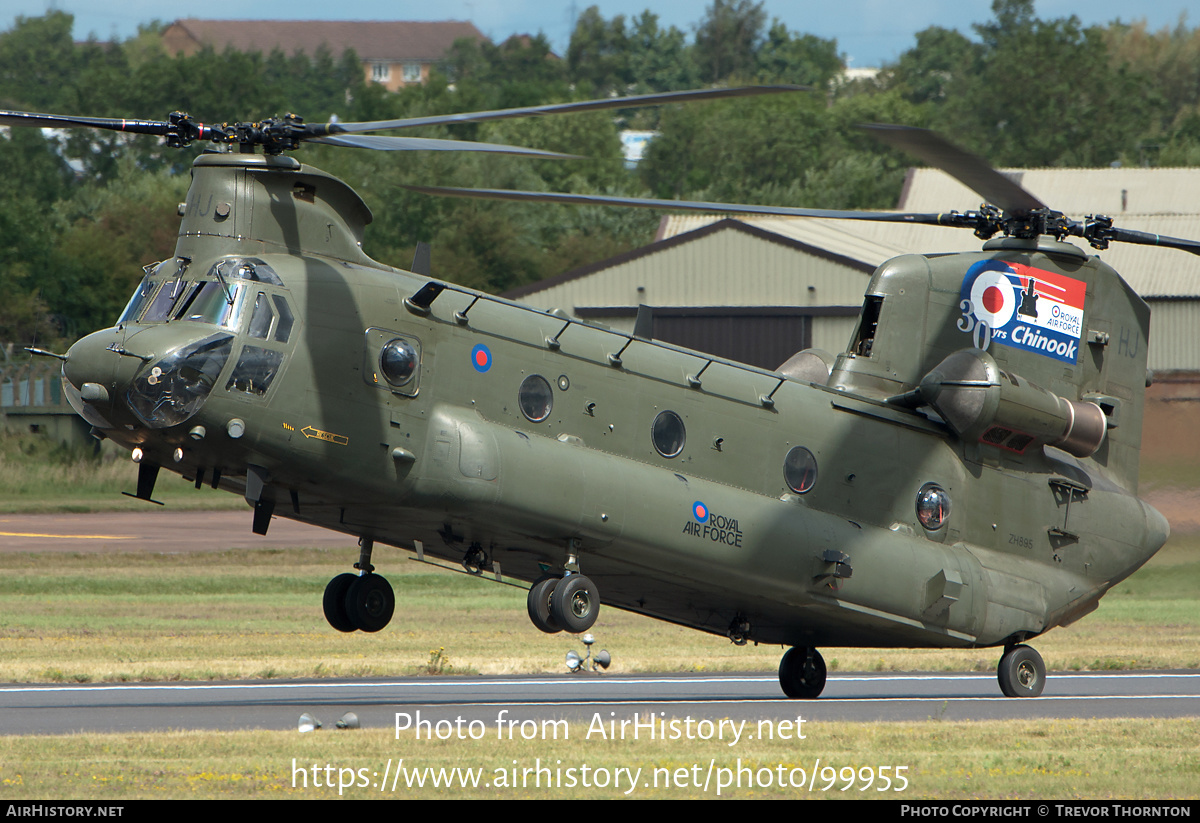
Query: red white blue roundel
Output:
[[692, 501, 709, 523], [968, 267, 1018, 329], [960, 260, 1086, 365], [471, 343, 492, 373]]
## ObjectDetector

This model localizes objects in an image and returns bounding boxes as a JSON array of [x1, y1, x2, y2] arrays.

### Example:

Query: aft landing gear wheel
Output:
[[345, 574, 396, 633], [549, 574, 600, 633], [997, 644, 1045, 697], [779, 646, 827, 699], [323, 573, 358, 633], [527, 576, 563, 634]]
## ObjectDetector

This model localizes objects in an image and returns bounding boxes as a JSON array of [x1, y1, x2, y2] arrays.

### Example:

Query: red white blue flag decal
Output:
[[959, 260, 1086, 364]]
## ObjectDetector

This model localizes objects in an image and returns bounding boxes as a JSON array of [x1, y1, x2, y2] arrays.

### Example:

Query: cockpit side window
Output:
[[118, 276, 156, 324], [247, 292, 274, 339]]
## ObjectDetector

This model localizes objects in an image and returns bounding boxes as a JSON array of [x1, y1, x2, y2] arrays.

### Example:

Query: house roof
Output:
[[162, 19, 485, 61]]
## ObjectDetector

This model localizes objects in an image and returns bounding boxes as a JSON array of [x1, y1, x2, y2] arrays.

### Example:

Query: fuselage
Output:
[[60, 152, 1170, 652]]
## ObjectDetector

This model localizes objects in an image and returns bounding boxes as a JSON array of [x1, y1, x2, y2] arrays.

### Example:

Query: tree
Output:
[[694, 0, 767, 83], [756, 20, 842, 88]]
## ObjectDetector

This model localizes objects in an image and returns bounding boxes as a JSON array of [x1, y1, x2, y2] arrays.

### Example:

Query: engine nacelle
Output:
[[916, 348, 1106, 458]]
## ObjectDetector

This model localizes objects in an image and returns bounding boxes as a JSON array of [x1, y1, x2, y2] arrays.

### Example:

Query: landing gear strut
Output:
[[997, 644, 1045, 697], [778, 646, 827, 699], [323, 538, 395, 633]]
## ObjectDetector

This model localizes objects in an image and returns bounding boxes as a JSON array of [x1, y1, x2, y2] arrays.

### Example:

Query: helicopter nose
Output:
[[61, 328, 144, 429]]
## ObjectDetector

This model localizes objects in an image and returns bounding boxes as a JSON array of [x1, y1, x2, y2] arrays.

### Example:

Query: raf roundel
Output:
[[692, 501, 709, 523], [471, 343, 492, 373]]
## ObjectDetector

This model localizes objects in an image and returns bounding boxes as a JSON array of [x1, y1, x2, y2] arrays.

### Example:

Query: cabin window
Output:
[[916, 483, 951, 530], [518, 374, 553, 422], [783, 446, 818, 494], [651, 410, 686, 458]]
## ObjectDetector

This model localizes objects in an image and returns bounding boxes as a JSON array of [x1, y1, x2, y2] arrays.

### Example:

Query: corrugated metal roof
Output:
[[659, 212, 1200, 298], [900, 167, 1200, 215]]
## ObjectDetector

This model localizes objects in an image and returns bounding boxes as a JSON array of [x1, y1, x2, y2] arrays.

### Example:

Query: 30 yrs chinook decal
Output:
[[958, 260, 1086, 364]]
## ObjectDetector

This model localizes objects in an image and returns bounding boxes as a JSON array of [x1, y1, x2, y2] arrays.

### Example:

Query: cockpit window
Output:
[[213, 257, 283, 286], [182, 281, 242, 328], [247, 292, 274, 339], [118, 276, 156, 324], [272, 295, 295, 343], [141, 279, 191, 323]]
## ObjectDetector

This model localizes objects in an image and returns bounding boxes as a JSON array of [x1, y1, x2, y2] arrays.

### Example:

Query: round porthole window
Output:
[[518, 374, 554, 422], [651, 410, 686, 458], [380, 338, 418, 386], [916, 483, 951, 530], [783, 446, 818, 494]]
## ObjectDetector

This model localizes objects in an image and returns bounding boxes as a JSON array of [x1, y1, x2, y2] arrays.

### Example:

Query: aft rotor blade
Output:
[[862, 124, 1047, 213], [1101, 226, 1200, 256], [403, 185, 973, 226], [308, 134, 577, 158], [331, 85, 805, 134]]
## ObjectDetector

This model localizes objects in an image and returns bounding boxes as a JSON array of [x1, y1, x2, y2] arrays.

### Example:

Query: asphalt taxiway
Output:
[[1, 672, 1197, 735]]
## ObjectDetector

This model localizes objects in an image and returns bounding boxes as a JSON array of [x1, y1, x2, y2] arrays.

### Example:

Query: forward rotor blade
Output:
[[0, 109, 173, 136], [307, 134, 577, 158], [862, 124, 1046, 213], [331, 85, 805, 134], [403, 185, 970, 226]]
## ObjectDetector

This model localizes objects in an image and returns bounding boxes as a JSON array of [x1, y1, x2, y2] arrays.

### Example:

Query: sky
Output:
[[3, 0, 1195, 68]]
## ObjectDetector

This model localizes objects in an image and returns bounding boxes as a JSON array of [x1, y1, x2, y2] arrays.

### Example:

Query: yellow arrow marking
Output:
[[301, 426, 349, 445]]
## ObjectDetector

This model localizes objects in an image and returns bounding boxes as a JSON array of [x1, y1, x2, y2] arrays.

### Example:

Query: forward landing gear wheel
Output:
[[997, 644, 1045, 697], [549, 574, 600, 633], [527, 576, 563, 634], [323, 573, 358, 633], [345, 574, 395, 633], [779, 646, 827, 699]]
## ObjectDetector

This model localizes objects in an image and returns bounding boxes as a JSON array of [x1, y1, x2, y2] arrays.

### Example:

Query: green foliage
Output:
[[2, 4, 1200, 345]]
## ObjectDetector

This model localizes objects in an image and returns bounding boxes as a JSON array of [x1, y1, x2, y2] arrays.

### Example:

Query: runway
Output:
[[1, 671, 1197, 735]]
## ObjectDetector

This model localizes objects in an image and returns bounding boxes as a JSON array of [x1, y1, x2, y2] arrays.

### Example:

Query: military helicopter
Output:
[[9, 86, 1183, 700]]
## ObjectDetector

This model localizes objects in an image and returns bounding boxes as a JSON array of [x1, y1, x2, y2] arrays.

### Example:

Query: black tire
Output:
[[323, 573, 358, 633], [345, 574, 395, 633], [997, 644, 1045, 697], [527, 576, 562, 633], [549, 574, 600, 633], [778, 646, 827, 699]]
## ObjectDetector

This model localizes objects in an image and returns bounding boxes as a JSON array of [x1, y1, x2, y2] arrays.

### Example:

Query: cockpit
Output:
[[80, 256, 298, 430]]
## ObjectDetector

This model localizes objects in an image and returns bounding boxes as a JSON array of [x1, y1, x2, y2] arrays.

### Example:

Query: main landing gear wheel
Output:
[[345, 574, 395, 633], [997, 644, 1045, 697], [323, 573, 358, 633], [527, 576, 563, 634], [549, 574, 600, 633], [778, 646, 827, 699]]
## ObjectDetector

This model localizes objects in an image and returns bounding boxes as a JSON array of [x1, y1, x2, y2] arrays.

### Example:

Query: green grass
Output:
[[0, 535, 1198, 683], [0, 719, 1196, 799]]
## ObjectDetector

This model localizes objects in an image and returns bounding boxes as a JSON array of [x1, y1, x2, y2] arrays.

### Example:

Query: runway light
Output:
[[336, 712, 360, 729], [566, 650, 583, 672], [595, 650, 611, 670], [298, 712, 322, 733]]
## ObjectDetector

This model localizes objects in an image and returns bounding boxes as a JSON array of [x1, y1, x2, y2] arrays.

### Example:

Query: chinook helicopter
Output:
[[9, 87, 1183, 700]]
